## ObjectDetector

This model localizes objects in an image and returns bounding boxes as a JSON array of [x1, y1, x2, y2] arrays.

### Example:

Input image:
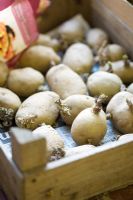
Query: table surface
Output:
[[0, 185, 133, 200]]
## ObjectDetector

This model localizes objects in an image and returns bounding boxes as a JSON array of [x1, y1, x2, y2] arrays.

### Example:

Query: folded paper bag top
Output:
[[0, 0, 14, 11], [0, 0, 40, 14], [0, 0, 41, 64]]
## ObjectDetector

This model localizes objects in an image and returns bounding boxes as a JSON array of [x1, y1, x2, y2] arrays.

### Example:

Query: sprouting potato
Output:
[[0, 87, 21, 111], [71, 95, 107, 145], [7, 67, 45, 97], [87, 71, 123, 101], [98, 44, 126, 64], [0, 62, 9, 86], [58, 14, 90, 45], [15, 91, 60, 130], [18, 45, 61, 73], [33, 125, 65, 161], [127, 83, 133, 94], [46, 64, 88, 99], [62, 43, 94, 74], [86, 28, 108, 52], [34, 34, 60, 51], [106, 91, 133, 134], [0, 87, 21, 127], [59, 95, 95, 125], [65, 145, 95, 157], [107, 57, 133, 84]]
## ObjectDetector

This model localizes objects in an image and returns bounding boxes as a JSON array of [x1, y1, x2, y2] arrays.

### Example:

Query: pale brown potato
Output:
[[57, 14, 90, 45], [15, 91, 60, 130], [0, 87, 21, 111], [33, 125, 65, 161], [62, 43, 94, 74], [99, 44, 126, 62], [0, 62, 9, 86], [71, 107, 107, 145], [86, 28, 108, 51], [60, 95, 95, 125], [46, 64, 88, 99], [65, 145, 95, 157], [87, 71, 123, 101], [34, 34, 60, 51], [127, 83, 133, 94], [106, 91, 133, 134], [109, 60, 133, 84], [7, 67, 45, 97], [18, 45, 61, 72], [0, 87, 21, 127]]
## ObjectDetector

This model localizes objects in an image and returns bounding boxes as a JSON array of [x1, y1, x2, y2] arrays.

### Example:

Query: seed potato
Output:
[[63, 43, 94, 74], [87, 71, 123, 101], [71, 107, 107, 145], [0, 62, 9, 86], [65, 145, 95, 157], [127, 83, 133, 94], [58, 14, 90, 45], [15, 91, 60, 130], [7, 67, 45, 97], [86, 28, 108, 51], [46, 64, 88, 99], [0, 87, 21, 111], [19, 45, 60, 72], [60, 95, 95, 125], [33, 125, 65, 161], [0, 87, 21, 127], [110, 59, 133, 84], [99, 44, 126, 63], [34, 34, 60, 51], [106, 91, 133, 134]]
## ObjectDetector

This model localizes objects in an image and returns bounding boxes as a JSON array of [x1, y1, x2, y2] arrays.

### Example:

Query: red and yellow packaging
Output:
[[0, 0, 50, 64]]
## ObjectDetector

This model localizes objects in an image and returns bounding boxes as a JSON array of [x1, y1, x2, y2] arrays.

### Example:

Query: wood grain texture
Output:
[[0, 147, 24, 200], [23, 139, 133, 200], [1, 186, 133, 200], [11, 127, 47, 172], [90, 0, 133, 59], [100, 0, 133, 29]]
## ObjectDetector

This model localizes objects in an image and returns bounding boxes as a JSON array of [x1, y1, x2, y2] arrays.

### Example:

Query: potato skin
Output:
[[0, 87, 21, 111], [100, 44, 125, 62], [106, 91, 133, 134], [63, 43, 94, 74], [0, 62, 9, 86], [86, 28, 108, 51], [111, 61, 133, 84], [65, 145, 95, 157], [15, 91, 60, 130], [71, 107, 107, 145], [127, 83, 133, 94], [46, 64, 88, 99], [87, 71, 122, 101], [34, 34, 60, 51], [58, 14, 90, 44], [33, 125, 65, 161], [19, 45, 61, 72], [61, 95, 95, 125], [7, 67, 45, 97]]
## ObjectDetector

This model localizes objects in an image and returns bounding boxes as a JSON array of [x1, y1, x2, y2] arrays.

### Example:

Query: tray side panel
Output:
[[90, 0, 133, 59], [0, 147, 24, 200], [23, 141, 133, 200]]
